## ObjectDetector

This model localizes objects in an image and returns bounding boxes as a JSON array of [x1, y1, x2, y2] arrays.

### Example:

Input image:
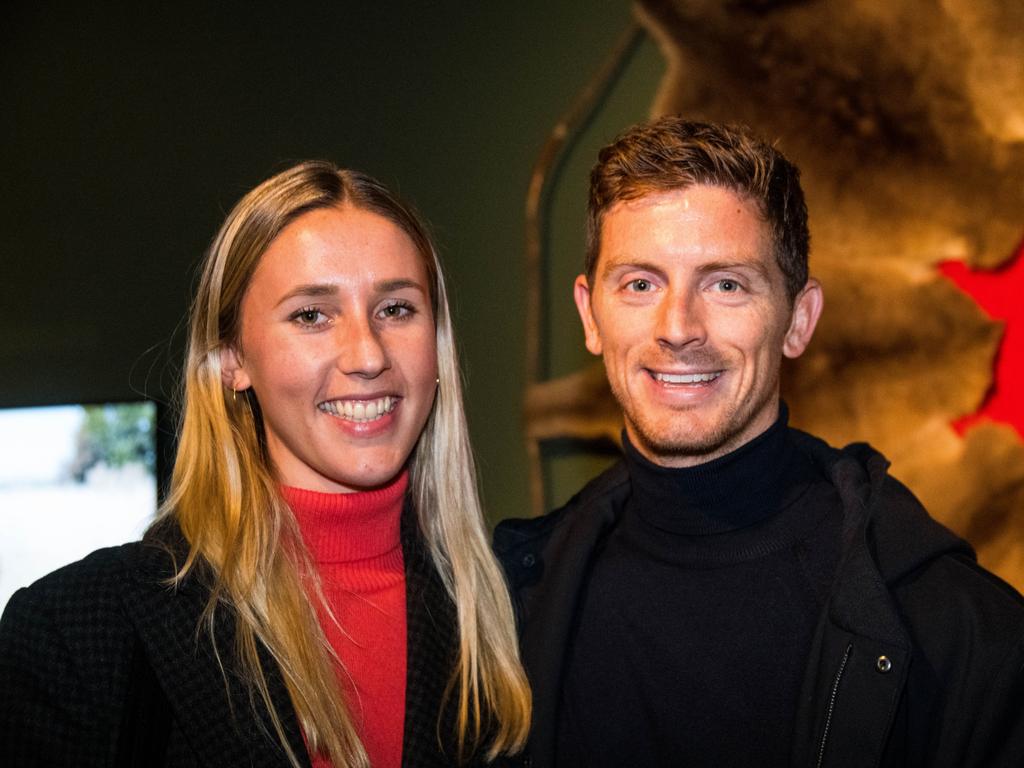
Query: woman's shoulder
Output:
[[1, 542, 142, 642], [0, 547, 139, 716], [0, 521, 198, 702], [1, 519, 188, 636], [30, 540, 136, 584], [0, 539, 179, 763]]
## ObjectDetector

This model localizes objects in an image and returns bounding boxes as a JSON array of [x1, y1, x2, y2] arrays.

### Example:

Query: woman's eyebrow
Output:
[[274, 283, 338, 307], [273, 279, 427, 307], [375, 278, 426, 293]]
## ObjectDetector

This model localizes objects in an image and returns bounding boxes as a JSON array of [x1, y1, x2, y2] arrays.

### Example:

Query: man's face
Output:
[[574, 185, 822, 467]]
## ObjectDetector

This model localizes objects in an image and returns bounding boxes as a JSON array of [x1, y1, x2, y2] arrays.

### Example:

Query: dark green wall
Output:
[[0, 2, 653, 523]]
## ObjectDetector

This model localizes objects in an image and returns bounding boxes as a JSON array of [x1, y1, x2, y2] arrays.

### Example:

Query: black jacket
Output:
[[0, 508, 467, 767], [495, 431, 1024, 767]]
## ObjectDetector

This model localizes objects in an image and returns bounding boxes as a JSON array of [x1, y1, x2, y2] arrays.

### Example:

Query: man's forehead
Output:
[[607, 184, 759, 215], [599, 188, 771, 261]]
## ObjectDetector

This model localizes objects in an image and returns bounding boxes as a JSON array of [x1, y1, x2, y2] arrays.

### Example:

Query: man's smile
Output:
[[649, 370, 722, 384]]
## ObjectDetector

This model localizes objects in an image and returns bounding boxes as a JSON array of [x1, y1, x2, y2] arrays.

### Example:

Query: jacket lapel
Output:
[[400, 502, 464, 767], [118, 527, 310, 768], [791, 438, 911, 767], [496, 465, 628, 768]]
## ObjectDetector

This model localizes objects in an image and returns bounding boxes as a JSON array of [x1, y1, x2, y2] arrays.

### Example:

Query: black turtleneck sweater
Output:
[[556, 408, 844, 767]]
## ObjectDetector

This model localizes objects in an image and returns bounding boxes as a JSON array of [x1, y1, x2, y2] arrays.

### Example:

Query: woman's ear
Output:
[[219, 345, 251, 392]]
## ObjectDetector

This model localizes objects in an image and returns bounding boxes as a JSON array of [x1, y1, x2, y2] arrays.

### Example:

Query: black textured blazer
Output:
[[0, 507, 471, 767]]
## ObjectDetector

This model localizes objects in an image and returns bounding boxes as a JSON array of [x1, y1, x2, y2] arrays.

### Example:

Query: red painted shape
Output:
[[938, 236, 1024, 439]]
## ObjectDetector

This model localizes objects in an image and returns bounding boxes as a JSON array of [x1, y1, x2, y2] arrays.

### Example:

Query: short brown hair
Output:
[[586, 117, 809, 301]]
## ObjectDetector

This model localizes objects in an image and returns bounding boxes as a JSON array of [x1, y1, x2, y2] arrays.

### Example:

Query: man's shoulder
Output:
[[886, 531, 1024, 720], [494, 459, 629, 555], [882, 499, 1024, 638], [789, 427, 969, 564], [798, 427, 1024, 643]]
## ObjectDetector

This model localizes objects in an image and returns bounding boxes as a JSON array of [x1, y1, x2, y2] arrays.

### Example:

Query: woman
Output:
[[0, 162, 531, 767]]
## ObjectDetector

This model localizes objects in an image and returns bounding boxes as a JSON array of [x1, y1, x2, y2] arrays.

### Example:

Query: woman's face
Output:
[[223, 204, 439, 493]]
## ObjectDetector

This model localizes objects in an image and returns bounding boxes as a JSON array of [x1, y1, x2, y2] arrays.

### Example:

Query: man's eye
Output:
[[627, 279, 652, 292], [716, 279, 741, 293]]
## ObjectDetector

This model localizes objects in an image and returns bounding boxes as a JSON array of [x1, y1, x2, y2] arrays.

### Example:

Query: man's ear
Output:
[[783, 278, 824, 359], [219, 344, 251, 392], [573, 274, 603, 356]]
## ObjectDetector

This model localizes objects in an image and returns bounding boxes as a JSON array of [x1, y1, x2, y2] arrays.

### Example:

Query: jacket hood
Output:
[[791, 429, 973, 587]]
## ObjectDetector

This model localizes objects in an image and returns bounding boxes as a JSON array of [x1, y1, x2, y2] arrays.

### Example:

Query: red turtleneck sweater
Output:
[[283, 473, 408, 768]]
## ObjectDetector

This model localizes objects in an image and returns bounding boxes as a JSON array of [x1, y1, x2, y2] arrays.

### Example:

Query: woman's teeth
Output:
[[318, 396, 396, 422]]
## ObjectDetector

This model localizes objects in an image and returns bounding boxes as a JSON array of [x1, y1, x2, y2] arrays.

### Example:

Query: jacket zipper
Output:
[[816, 643, 853, 768]]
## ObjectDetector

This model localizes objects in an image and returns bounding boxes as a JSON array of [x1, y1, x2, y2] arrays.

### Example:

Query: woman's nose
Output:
[[337, 317, 389, 378]]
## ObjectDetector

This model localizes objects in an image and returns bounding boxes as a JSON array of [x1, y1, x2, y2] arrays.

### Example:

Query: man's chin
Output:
[[627, 421, 735, 465]]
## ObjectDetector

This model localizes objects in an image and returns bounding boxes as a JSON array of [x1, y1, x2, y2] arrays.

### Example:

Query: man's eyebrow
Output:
[[599, 257, 666, 280], [696, 259, 773, 279], [600, 256, 773, 281]]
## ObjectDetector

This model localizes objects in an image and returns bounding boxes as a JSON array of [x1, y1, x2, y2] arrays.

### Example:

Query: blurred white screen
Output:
[[0, 402, 157, 613]]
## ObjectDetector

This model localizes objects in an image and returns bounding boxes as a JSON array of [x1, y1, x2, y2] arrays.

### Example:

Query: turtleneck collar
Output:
[[282, 471, 408, 564], [624, 403, 814, 536]]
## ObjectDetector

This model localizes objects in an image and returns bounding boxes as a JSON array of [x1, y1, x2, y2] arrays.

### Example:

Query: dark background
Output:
[[0, 2, 648, 523]]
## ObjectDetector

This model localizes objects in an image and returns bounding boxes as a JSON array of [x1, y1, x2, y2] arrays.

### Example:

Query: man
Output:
[[495, 118, 1024, 767]]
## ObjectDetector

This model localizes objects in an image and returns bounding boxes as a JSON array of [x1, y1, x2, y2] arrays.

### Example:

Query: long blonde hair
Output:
[[157, 162, 531, 766]]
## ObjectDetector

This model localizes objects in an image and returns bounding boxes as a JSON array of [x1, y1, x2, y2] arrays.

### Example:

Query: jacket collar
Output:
[[803, 433, 911, 647]]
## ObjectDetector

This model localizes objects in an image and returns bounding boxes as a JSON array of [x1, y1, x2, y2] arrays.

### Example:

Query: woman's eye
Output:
[[379, 301, 415, 319], [291, 307, 327, 326], [627, 278, 652, 292], [715, 279, 741, 293]]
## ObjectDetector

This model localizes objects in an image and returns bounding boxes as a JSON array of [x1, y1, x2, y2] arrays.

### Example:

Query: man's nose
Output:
[[337, 316, 389, 378], [655, 289, 707, 350]]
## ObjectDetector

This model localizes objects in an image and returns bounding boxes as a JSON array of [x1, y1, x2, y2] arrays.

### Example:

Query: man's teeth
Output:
[[318, 396, 396, 422], [653, 371, 721, 384]]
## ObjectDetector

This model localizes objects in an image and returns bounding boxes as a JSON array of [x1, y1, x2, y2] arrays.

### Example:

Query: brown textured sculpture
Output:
[[525, 0, 1024, 589]]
